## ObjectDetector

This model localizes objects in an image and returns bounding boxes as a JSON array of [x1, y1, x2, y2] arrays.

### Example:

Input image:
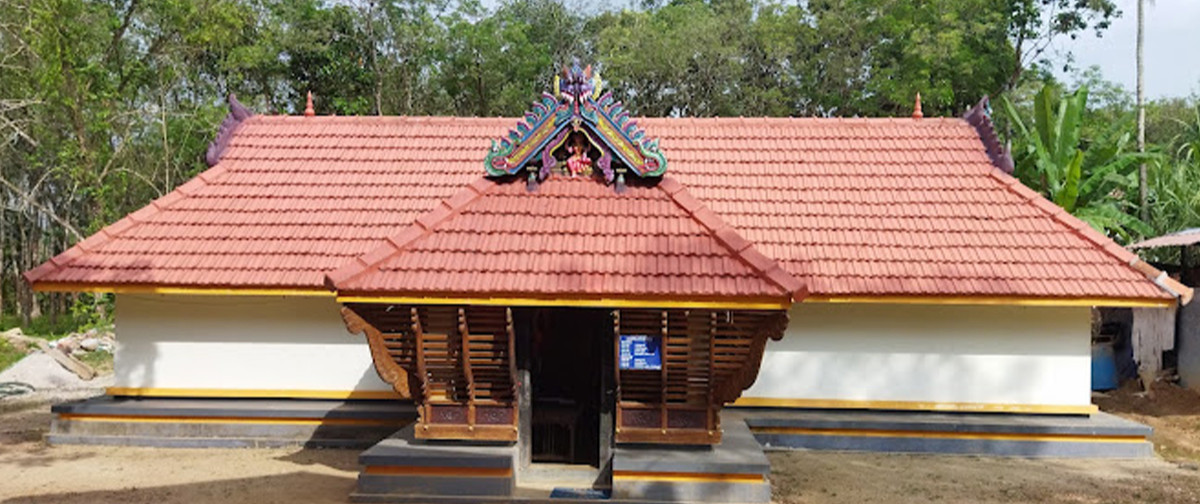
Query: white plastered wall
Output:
[[745, 303, 1092, 407], [113, 294, 391, 392]]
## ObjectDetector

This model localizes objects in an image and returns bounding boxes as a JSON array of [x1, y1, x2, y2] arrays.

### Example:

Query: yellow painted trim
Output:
[[611, 471, 765, 484], [40, 285, 1167, 308], [34, 283, 334, 297], [749, 427, 1146, 444], [731, 397, 1099, 415], [337, 295, 790, 310], [804, 295, 1172, 308], [363, 466, 513, 478], [58, 414, 409, 427], [105, 387, 402, 400]]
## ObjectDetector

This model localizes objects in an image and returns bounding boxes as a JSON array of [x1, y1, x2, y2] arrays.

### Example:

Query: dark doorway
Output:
[[525, 308, 612, 467]]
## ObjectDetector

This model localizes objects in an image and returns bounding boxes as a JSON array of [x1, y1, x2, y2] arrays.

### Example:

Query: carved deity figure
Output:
[[566, 132, 592, 177]]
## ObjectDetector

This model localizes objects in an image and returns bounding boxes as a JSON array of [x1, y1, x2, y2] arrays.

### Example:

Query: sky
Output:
[[1054, 0, 1200, 98]]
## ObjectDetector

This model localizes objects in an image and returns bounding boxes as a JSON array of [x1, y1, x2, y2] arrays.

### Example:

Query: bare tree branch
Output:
[[0, 175, 84, 241]]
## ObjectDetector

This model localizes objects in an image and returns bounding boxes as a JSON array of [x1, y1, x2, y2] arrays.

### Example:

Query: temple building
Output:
[[26, 64, 1190, 503]]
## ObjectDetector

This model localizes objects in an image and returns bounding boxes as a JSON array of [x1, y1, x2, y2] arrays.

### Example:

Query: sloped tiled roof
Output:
[[646, 117, 1170, 300], [326, 176, 804, 301], [24, 113, 1178, 303], [24, 116, 508, 289]]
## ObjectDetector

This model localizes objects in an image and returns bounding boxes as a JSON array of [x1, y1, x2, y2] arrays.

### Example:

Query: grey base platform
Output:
[[733, 408, 1154, 458], [352, 424, 518, 502], [47, 397, 1155, 459], [48, 396, 416, 448], [612, 420, 771, 504]]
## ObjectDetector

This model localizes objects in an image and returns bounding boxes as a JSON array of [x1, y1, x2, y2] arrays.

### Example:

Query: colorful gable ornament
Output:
[[484, 61, 667, 191]]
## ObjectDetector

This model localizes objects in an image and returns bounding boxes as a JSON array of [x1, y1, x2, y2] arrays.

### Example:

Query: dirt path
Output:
[[0, 391, 360, 504], [0, 441, 359, 503], [1094, 381, 1200, 464], [2, 388, 1200, 503], [770, 451, 1200, 504], [0, 404, 357, 503]]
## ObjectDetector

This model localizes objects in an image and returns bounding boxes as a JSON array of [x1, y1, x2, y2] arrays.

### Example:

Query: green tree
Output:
[[1005, 0, 1120, 89], [438, 1, 550, 116]]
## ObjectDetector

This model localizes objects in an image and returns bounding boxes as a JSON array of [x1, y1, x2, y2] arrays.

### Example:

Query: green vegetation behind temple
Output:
[[0, 294, 114, 340], [1, 0, 1195, 327]]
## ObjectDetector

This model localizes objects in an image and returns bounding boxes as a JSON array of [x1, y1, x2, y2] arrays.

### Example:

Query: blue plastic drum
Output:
[[1091, 340, 1119, 391]]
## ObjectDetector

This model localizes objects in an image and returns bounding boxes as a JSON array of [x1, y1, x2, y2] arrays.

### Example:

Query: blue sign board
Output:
[[619, 334, 662, 370]]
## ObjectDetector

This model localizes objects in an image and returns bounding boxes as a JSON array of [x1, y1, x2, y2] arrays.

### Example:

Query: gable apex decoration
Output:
[[484, 61, 667, 190]]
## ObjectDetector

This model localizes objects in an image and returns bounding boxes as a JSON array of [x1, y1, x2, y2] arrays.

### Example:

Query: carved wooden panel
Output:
[[342, 303, 518, 442], [344, 303, 785, 446], [613, 308, 787, 445]]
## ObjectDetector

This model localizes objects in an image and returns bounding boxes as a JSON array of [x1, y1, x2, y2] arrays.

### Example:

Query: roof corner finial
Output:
[[304, 91, 315, 117], [912, 92, 924, 119]]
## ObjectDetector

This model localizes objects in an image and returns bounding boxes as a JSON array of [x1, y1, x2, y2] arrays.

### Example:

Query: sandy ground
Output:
[[0, 391, 360, 504], [1094, 381, 1200, 464], [1, 386, 1200, 503], [769, 451, 1200, 504]]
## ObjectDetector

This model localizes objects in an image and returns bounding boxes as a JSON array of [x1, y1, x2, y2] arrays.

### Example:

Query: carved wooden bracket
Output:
[[340, 306, 413, 399]]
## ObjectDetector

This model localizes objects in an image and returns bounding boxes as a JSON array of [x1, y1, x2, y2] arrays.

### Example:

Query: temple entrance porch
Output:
[[518, 307, 613, 492], [338, 301, 789, 502]]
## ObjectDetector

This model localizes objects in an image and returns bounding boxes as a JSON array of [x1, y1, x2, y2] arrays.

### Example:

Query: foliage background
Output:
[[0, 0, 1195, 330]]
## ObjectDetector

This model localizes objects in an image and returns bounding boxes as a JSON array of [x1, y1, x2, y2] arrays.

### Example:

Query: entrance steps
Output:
[[351, 420, 772, 504], [611, 420, 771, 503]]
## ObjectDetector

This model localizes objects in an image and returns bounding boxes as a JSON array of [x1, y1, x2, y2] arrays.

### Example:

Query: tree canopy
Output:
[[5, 0, 1194, 329]]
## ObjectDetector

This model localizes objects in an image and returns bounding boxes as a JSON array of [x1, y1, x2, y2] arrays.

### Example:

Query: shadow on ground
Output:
[[275, 447, 361, 472]]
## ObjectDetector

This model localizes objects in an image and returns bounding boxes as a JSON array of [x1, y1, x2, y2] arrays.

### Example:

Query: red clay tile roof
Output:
[[326, 176, 804, 301], [24, 116, 509, 289], [24, 114, 1175, 302], [648, 117, 1170, 301]]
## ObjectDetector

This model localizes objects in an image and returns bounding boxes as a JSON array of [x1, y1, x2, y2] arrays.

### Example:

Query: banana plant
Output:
[[1002, 84, 1154, 240]]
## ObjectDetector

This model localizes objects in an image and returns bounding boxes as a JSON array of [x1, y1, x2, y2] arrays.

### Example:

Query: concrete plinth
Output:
[[49, 396, 415, 448], [736, 408, 1154, 458], [612, 420, 771, 504], [352, 425, 518, 502]]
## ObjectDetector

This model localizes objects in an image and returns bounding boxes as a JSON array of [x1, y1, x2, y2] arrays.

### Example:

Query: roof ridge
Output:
[[985, 167, 1191, 303], [23, 163, 236, 286], [655, 176, 807, 301], [963, 97, 1014, 173], [204, 94, 255, 167], [324, 177, 496, 290]]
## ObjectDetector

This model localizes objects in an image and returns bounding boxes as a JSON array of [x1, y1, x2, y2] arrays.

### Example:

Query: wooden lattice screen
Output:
[[342, 304, 519, 441], [613, 309, 787, 445], [343, 303, 785, 445]]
